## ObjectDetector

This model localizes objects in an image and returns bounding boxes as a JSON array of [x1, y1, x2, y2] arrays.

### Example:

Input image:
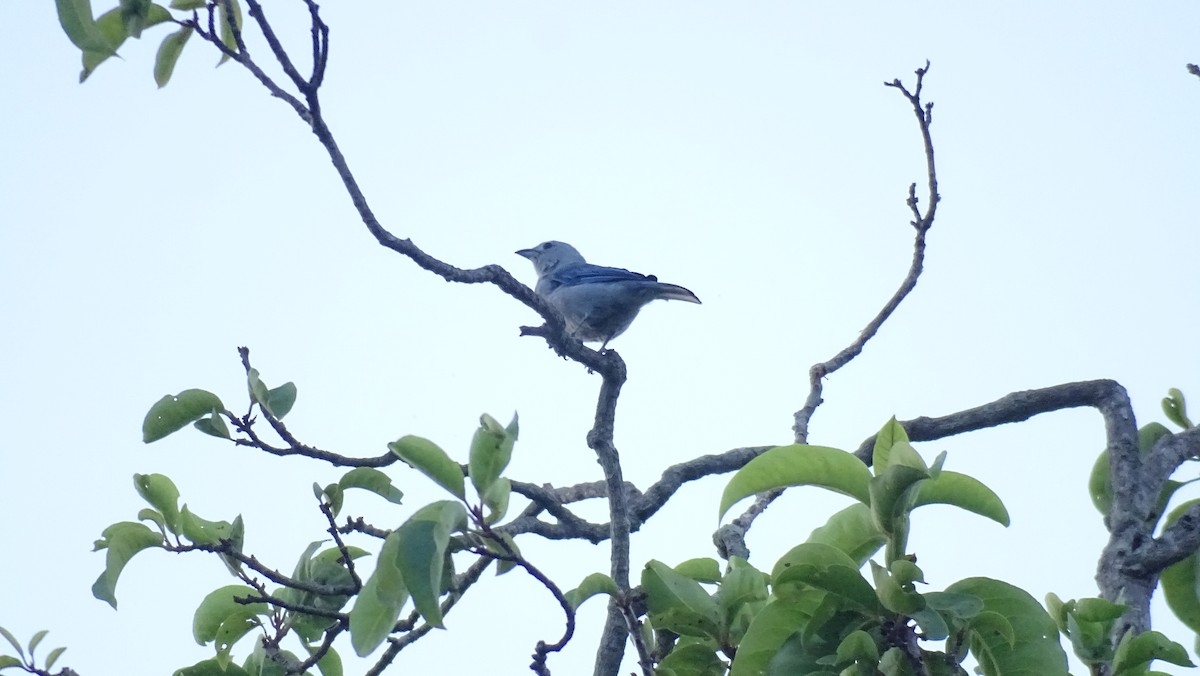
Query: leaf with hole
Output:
[[143, 389, 223, 442]]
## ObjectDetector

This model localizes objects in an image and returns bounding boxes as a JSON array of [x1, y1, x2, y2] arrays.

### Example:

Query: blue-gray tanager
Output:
[[516, 241, 700, 350]]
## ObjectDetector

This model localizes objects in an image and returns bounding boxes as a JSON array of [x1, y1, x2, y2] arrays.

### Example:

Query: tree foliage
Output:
[[11, 2, 1200, 676]]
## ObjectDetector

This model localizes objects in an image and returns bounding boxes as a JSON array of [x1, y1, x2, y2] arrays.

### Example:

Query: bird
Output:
[[516, 240, 700, 350]]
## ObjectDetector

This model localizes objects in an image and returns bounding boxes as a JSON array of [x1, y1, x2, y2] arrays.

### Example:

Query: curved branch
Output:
[[793, 60, 940, 444], [850, 380, 1133, 462], [635, 447, 772, 522]]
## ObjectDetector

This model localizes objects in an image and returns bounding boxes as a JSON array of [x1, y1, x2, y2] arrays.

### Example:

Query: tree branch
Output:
[[851, 380, 1132, 463], [717, 62, 942, 561]]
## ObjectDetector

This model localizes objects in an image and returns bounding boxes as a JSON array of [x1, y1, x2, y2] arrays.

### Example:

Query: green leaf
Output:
[[153, 24, 192, 87], [0, 626, 23, 660], [56, 0, 117, 54], [728, 599, 811, 676], [925, 591, 984, 621], [564, 572, 619, 610], [877, 646, 914, 675], [869, 463, 929, 536], [945, 577, 1069, 676], [642, 560, 721, 638], [133, 473, 180, 532], [771, 542, 859, 587], [656, 642, 727, 676], [217, 0, 243, 65], [242, 643, 297, 676], [912, 471, 1010, 527], [388, 435, 465, 500], [971, 610, 1017, 647], [0, 656, 23, 670], [192, 585, 268, 645], [80, 8, 127, 81], [1072, 597, 1127, 623], [311, 645, 342, 676], [675, 558, 723, 584], [873, 417, 927, 472], [806, 504, 887, 566], [911, 605, 950, 641], [1160, 499, 1200, 634], [338, 467, 404, 506], [468, 413, 516, 498], [317, 482, 344, 517], [243, 366, 266, 406], [170, 0, 206, 9], [395, 501, 468, 628], [718, 557, 770, 636], [44, 646, 66, 672], [143, 389, 224, 442], [1091, 423, 1173, 516], [493, 533, 520, 576], [140, 508, 167, 532], [177, 506, 236, 547], [349, 531, 410, 656], [118, 0, 152, 38], [481, 476, 511, 524], [776, 561, 880, 613], [1088, 450, 1112, 516], [1065, 610, 1112, 665], [193, 414, 231, 439], [870, 561, 924, 615], [286, 546, 366, 642], [266, 382, 297, 419], [835, 629, 880, 664], [719, 445, 871, 520], [91, 521, 164, 608], [1163, 388, 1193, 429], [174, 658, 253, 676], [1112, 630, 1195, 673]]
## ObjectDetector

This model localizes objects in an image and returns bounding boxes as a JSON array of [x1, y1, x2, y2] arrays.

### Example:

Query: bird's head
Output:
[[515, 240, 587, 276]]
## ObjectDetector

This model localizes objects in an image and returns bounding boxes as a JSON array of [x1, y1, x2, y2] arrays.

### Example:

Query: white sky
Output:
[[3, 2, 1200, 675]]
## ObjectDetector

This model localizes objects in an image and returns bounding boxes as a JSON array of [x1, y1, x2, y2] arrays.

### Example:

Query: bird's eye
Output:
[[540, 242, 551, 250]]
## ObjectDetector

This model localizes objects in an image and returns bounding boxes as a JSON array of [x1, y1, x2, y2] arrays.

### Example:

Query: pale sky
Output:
[[3, 3, 1200, 675]]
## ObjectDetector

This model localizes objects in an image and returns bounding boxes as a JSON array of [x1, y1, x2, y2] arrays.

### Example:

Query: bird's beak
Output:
[[515, 248, 536, 259]]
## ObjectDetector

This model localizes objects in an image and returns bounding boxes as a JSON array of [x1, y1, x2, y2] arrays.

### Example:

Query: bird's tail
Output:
[[656, 283, 701, 304]]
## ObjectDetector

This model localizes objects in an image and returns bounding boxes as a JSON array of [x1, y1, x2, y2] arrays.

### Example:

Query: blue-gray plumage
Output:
[[516, 241, 700, 350]]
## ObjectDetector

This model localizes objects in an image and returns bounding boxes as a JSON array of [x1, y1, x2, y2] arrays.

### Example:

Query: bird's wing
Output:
[[552, 264, 657, 288]]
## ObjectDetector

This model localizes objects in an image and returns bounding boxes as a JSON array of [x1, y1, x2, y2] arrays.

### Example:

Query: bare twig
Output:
[[178, 541, 355, 596], [319, 500, 363, 590], [717, 62, 942, 561], [467, 509, 576, 675]]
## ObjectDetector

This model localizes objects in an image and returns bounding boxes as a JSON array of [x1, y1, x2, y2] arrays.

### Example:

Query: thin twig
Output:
[[716, 62, 942, 560], [468, 509, 576, 675]]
